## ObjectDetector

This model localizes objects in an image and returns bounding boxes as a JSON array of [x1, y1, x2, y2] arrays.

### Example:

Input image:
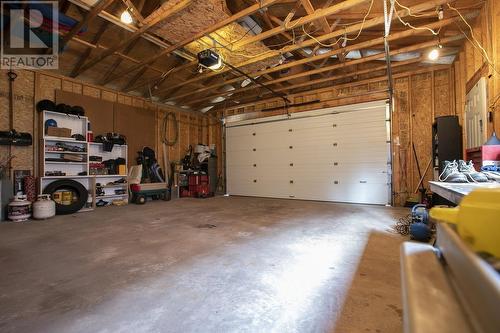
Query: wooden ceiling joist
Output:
[[122, 0, 145, 23], [67, 35, 167, 77], [60, 0, 115, 50], [109, 0, 368, 90], [98, 0, 147, 84], [233, 0, 369, 49], [184, 35, 463, 106], [156, 0, 452, 97], [98, 37, 141, 85], [162, 11, 472, 103], [101, 0, 283, 85], [300, 0, 332, 34], [262, 13, 310, 60], [187, 60, 411, 106], [207, 49, 459, 108], [124, 61, 194, 92], [74, 0, 193, 76], [123, 66, 148, 92], [70, 20, 109, 78], [67, 0, 194, 62], [213, 64, 451, 113]]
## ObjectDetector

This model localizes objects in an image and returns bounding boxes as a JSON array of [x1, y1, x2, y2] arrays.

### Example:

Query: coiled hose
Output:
[[161, 112, 178, 186], [161, 112, 178, 146]]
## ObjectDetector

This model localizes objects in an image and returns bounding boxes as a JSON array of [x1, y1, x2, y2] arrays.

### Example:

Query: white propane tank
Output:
[[33, 194, 56, 219], [7, 194, 31, 222]]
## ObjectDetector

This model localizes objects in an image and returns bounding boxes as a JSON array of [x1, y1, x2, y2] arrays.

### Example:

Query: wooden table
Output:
[[429, 181, 500, 205]]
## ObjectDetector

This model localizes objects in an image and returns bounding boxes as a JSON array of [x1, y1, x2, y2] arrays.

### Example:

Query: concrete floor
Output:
[[0, 196, 408, 333]]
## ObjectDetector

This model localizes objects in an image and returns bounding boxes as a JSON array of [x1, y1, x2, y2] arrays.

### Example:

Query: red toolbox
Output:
[[188, 174, 210, 198], [465, 145, 500, 171]]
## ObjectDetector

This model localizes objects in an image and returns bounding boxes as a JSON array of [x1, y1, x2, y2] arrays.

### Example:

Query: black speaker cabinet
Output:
[[432, 115, 463, 174]]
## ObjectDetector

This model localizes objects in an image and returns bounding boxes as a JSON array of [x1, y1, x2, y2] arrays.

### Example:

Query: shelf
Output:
[[89, 142, 127, 147], [42, 175, 91, 179], [44, 136, 87, 143], [45, 150, 87, 154], [96, 194, 128, 199], [42, 175, 127, 179], [45, 161, 87, 165], [43, 110, 88, 120], [96, 184, 128, 188]]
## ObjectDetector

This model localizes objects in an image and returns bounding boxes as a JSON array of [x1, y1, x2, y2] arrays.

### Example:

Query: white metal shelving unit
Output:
[[89, 142, 128, 206], [39, 110, 128, 211]]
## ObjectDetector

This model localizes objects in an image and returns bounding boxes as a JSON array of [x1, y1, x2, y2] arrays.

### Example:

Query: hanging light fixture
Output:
[[428, 48, 440, 60], [428, 44, 442, 61], [120, 9, 133, 24]]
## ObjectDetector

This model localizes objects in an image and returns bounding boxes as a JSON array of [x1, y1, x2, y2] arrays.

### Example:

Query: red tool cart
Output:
[[180, 172, 211, 198]]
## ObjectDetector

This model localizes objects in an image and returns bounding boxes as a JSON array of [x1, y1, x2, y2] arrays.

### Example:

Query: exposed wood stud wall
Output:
[[0, 69, 219, 180], [453, 0, 500, 141], [0, 70, 36, 175]]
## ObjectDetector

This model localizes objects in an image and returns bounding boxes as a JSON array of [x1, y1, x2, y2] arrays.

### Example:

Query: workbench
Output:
[[429, 181, 500, 204]]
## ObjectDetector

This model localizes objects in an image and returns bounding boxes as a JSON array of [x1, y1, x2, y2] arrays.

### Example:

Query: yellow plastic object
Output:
[[430, 188, 500, 258], [118, 164, 127, 176]]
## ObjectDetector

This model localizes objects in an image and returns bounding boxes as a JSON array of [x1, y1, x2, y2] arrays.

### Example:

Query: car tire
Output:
[[43, 179, 88, 215]]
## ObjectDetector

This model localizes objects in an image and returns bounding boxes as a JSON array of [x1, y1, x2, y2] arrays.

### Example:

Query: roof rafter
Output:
[[162, 10, 470, 102], [156, 0, 450, 97], [211, 64, 451, 113], [184, 35, 463, 106], [60, 0, 115, 50], [98, 0, 148, 85], [102, 0, 283, 85], [70, 19, 109, 77], [74, 0, 193, 76]]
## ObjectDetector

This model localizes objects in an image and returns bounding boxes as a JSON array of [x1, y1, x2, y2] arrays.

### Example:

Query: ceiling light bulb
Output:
[[120, 9, 133, 24], [437, 6, 444, 20], [428, 48, 440, 61]]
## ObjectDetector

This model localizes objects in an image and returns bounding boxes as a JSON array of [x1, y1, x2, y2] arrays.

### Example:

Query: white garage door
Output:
[[226, 101, 391, 205]]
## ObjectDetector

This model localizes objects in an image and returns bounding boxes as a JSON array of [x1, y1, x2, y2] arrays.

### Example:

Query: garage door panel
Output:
[[291, 130, 386, 144], [289, 168, 387, 183], [287, 116, 336, 131], [227, 180, 261, 197], [290, 148, 388, 163], [287, 162, 387, 175], [230, 181, 290, 198], [290, 182, 388, 204], [226, 149, 256, 165], [228, 138, 257, 150], [226, 104, 390, 205], [290, 141, 388, 154]]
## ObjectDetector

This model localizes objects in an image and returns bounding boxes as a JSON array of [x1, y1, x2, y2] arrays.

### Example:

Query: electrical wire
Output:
[[394, 0, 436, 18], [394, 1, 441, 36], [300, 0, 374, 48], [224, 22, 259, 48], [446, 3, 499, 76], [392, 214, 412, 235]]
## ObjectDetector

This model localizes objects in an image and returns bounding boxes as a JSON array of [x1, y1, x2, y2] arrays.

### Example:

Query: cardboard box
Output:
[[47, 127, 72, 138]]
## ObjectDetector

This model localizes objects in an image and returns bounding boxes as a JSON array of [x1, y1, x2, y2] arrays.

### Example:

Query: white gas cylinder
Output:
[[33, 194, 56, 219], [8, 195, 31, 222]]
